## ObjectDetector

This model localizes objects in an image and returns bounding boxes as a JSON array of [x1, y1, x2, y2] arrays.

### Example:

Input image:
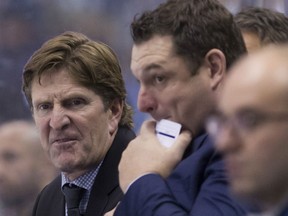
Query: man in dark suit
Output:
[[22, 31, 135, 216], [208, 45, 288, 216], [106, 0, 248, 215]]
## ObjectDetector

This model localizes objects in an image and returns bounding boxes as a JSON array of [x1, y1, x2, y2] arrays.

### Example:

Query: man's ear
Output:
[[204, 49, 226, 90], [108, 98, 123, 135]]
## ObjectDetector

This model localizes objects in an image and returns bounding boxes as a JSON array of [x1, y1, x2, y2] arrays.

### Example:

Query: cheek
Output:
[[86, 122, 110, 153], [174, 90, 208, 129], [34, 118, 49, 144], [246, 131, 288, 169], [11, 161, 31, 178], [243, 134, 288, 195], [262, 135, 288, 167]]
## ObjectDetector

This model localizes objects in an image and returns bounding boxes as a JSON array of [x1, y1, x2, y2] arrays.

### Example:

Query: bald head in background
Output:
[[208, 45, 288, 214], [0, 120, 58, 216]]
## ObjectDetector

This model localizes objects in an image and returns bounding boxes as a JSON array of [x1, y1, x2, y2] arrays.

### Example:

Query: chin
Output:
[[54, 157, 76, 172], [57, 164, 75, 173], [231, 180, 254, 199]]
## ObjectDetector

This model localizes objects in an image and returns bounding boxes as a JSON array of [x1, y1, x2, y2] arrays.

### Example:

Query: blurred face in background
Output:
[[0, 122, 49, 206], [209, 47, 288, 209]]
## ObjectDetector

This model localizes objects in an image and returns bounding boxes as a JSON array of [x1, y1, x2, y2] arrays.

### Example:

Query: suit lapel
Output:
[[33, 176, 66, 216], [85, 127, 135, 216]]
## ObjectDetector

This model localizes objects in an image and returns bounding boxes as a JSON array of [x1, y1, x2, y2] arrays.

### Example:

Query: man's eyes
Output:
[[65, 98, 87, 107], [33, 103, 51, 113], [155, 75, 164, 82], [38, 103, 51, 110], [238, 112, 262, 129], [2, 152, 19, 163], [34, 98, 87, 113], [154, 75, 166, 85]]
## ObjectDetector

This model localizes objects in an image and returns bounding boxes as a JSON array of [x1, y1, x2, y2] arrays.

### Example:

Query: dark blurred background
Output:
[[0, 0, 287, 131]]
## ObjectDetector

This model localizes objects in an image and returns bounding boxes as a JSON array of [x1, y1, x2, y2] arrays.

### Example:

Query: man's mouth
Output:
[[50, 136, 78, 145]]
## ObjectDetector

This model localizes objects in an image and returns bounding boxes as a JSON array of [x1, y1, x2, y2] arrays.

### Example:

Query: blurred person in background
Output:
[[108, 0, 247, 215], [22, 31, 135, 216], [0, 3, 43, 123], [0, 120, 58, 216], [235, 7, 288, 53], [207, 45, 288, 216]]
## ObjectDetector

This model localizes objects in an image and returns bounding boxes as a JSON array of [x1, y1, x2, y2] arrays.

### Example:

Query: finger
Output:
[[139, 120, 157, 135], [170, 130, 192, 157]]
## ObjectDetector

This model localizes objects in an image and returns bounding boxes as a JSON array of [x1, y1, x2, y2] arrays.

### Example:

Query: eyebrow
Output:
[[135, 63, 165, 81], [143, 63, 164, 73], [215, 107, 266, 119]]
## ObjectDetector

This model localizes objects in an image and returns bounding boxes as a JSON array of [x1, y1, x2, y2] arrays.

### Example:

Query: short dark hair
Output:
[[131, 0, 246, 74], [23, 31, 133, 128], [235, 7, 288, 45]]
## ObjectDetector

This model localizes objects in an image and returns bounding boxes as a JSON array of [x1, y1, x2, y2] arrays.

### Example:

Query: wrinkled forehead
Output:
[[130, 35, 174, 71]]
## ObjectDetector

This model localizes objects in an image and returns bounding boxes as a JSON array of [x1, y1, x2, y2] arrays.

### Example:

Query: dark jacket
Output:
[[32, 126, 135, 216], [115, 133, 247, 216]]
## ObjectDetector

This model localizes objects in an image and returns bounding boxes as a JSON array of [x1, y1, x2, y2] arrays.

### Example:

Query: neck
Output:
[[252, 190, 288, 213]]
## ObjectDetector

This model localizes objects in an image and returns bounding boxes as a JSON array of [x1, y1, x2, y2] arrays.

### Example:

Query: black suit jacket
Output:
[[32, 126, 135, 216]]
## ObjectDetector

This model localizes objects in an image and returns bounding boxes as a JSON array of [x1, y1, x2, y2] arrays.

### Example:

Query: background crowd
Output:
[[0, 0, 287, 131], [1, 1, 288, 216]]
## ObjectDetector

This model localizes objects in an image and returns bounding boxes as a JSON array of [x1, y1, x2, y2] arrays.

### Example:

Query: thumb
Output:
[[139, 120, 157, 135]]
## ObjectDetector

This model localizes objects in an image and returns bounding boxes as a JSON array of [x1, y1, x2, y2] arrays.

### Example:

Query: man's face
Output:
[[131, 35, 213, 135], [214, 52, 288, 207], [0, 127, 40, 205], [31, 69, 120, 180]]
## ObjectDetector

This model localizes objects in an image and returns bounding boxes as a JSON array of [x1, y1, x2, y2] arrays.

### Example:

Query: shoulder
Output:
[[174, 133, 224, 180], [36, 175, 62, 202], [32, 175, 64, 215], [114, 126, 136, 145]]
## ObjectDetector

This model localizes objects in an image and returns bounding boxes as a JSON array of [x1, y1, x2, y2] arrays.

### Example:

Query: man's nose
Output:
[[214, 125, 241, 154], [137, 87, 156, 114], [49, 106, 70, 130]]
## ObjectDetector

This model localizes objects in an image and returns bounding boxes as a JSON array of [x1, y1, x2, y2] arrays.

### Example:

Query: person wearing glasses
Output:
[[206, 44, 288, 216]]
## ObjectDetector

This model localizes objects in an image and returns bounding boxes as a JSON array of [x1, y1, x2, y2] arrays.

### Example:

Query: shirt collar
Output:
[[61, 161, 103, 191]]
